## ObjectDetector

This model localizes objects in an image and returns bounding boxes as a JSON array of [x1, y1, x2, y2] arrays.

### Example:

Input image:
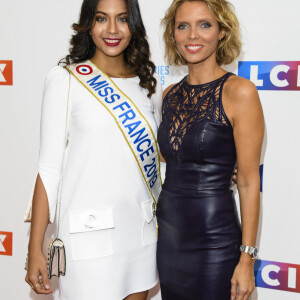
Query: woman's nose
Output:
[[107, 19, 118, 34], [188, 26, 199, 40]]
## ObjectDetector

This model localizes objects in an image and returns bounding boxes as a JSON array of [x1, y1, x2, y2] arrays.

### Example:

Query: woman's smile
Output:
[[185, 44, 203, 53], [103, 38, 122, 46]]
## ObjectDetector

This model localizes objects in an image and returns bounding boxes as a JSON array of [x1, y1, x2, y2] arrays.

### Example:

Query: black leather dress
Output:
[[157, 73, 242, 300]]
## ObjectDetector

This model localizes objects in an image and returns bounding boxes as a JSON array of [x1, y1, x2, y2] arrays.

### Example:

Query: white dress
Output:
[[38, 66, 162, 300]]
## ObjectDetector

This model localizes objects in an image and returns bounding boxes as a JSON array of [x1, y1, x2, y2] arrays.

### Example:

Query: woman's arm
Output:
[[25, 175, 52, 294], [25, 66, 70, 294], [223, 77, 264, 300]]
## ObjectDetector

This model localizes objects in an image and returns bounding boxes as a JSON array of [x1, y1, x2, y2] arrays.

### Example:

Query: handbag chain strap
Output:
[[56, 71, 71, 238]]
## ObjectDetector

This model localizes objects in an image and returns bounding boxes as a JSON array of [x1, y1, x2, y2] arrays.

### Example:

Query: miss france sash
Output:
[[66, 60, 161, 213]]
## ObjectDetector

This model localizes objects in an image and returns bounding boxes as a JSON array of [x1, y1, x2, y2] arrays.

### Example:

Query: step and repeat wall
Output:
[[0, 0, 299, 299]]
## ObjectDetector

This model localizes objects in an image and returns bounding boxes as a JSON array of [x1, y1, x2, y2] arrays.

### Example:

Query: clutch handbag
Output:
[[25, 238, 66, 279], [25, 70, 71, 279]]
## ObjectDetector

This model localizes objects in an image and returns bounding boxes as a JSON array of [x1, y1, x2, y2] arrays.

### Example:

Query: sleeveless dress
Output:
[[156, 73, 242, 299]]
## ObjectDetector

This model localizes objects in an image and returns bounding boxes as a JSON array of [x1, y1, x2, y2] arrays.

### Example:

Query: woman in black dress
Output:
[[156, 0, 264, 299]]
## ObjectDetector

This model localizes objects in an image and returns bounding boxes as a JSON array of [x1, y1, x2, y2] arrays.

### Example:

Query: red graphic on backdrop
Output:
[[0, 60, 13, 86], [0, 231, 13, 256]]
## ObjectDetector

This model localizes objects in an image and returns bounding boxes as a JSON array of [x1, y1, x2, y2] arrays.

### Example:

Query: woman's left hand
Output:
[[230, 257, 255, 300]]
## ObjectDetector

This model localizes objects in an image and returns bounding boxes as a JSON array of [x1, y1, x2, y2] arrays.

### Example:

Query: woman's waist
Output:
[[163, 165, 234, 194], [156, 188, 241, 244], [161, 183, 233, 197]]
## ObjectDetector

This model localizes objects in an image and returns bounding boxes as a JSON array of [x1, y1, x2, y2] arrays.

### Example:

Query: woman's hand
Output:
[[231, 167, 238, 186], [230, 255, 255, 300], [25, 250, 52, 294]]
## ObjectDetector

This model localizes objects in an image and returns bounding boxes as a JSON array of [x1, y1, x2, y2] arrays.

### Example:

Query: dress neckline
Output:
[[183, 72, 232, 88]]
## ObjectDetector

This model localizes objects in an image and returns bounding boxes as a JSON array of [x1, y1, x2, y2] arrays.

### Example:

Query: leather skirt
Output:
[[156, 188, 242, 300]]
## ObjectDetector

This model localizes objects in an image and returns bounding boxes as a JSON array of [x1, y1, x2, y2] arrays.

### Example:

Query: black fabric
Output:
[[157, 73, 242, 299]]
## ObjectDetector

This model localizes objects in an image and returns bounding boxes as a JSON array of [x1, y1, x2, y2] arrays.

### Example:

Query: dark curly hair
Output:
[[60, 0, 156, 97]]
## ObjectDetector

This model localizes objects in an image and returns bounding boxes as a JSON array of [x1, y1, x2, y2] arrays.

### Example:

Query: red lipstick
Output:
[[185, 44, 203, 53], [103, 38, 121, 46]]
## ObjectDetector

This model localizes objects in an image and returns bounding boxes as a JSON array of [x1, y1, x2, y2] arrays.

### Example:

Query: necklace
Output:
[[105, 71, 135, 80], [90, 59, 134, 79]]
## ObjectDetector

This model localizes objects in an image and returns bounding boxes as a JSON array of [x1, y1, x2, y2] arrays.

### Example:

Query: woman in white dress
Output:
[[25, 0, 162, 299]]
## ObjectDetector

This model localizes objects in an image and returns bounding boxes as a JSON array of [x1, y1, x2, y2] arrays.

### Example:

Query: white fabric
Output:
[[38, 66, 162, 300]]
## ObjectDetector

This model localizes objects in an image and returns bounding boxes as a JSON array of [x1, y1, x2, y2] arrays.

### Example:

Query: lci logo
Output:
[[255, 260, 300, 293], [238, 61, 300, 90], [0, 231, 13, 256], [0, 60, 13, 86]]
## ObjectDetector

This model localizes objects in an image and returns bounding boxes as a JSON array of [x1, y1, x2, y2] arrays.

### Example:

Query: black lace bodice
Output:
[[161, 73, 233, 159], [158, 73, 236, 193]]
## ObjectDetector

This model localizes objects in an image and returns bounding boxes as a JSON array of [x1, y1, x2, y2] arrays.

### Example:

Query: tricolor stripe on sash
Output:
[[66, 60, 161, 212]]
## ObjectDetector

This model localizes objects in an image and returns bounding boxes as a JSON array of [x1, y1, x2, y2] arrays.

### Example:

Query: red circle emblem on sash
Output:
[[76, 65, 93, 75]]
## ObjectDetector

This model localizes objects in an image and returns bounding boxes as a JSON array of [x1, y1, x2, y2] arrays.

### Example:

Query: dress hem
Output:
[[122, 278, 159, 300]]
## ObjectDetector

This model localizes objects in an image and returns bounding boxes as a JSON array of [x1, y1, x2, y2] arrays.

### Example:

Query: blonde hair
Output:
[[162, 0, 242, 65]]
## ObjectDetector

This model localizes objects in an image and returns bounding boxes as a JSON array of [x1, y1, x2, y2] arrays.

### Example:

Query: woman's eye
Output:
[[201, 22, 211, 28], [178, 24, 188, 30], [95, 16, 106, 22], [118, 17, 128, 23]]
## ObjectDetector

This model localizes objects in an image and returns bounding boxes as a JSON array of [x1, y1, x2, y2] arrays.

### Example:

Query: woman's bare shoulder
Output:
[[224, 75, 259, 104], [163, 84, 176, 99], [223, 74, 262, 126]]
